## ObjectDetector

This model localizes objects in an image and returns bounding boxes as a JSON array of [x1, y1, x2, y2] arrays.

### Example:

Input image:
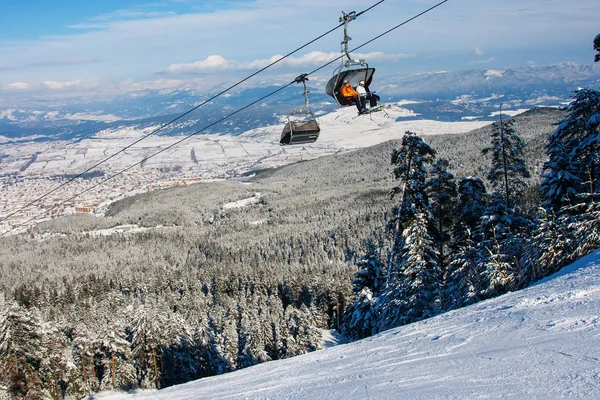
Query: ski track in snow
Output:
[[89, 250, 600, 400]]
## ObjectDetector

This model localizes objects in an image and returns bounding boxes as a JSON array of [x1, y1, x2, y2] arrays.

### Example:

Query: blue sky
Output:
[[0, 0, 598, 98]]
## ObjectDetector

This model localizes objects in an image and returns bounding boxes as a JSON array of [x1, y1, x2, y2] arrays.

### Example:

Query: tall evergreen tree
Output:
[[482, 117, 530, 208], [539, 135, 581, 211], [340, 241, 384, 340], [0, 302, 45, 399], [445, 232, 485, 310], [453, 177, 489, 245], [131, 302, 169, 389], [426, 159, 458, 274], [541, 88, 600, 211], [387, 131, 437, 277], [379, 132, 439, 331]]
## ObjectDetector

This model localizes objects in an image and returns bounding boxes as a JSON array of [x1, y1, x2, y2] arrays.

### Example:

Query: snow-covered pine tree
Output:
[[379, 132, 438, 332], [161, 315, 198, 387], [351, 240, 385, 296], [482, 117, 530, 208], [206, 307, 238, 375], [0, 301, 45, 399], [521, 208, 575, 285], [37, 320, 73, 399], [452, 177, 489, 245], [477, 194, 530, 295], [387, 131, 437, 277], [280, 304, 321, 358], [236, 294, 270, 370], [340, 241, 385, 340], [72, 323, 100, 394], [426, 159, 458, 277], [568, 196, 600, 258], [394, 212, 441, 325], [445, 177, 489, 309], [131, 302, 170, 389], [539, 134, 582, 211], [445, 232, 485, 310], [479, 115, 532, 295], [594, 33, 600, 62], [540, 88, 600, 212]]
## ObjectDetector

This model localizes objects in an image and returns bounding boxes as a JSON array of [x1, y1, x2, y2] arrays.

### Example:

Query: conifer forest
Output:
[[2, 88, 600, 399]]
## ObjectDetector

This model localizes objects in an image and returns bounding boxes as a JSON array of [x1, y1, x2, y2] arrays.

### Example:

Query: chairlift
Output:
[[325, 11, 376, 107], [280, 74, 321, 146]]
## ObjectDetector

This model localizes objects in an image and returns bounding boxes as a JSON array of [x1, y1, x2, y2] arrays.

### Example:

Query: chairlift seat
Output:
[[280, 119, 320, 146], [326, 68, 376, 106]]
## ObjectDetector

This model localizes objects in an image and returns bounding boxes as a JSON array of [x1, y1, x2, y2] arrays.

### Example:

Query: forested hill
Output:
[[0, 106, 566, 398], [254, 106, 565, 187]]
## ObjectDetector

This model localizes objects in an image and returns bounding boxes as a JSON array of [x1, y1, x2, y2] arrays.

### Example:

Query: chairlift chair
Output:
[[280, 74, 321, 146], [325, 11, 377, 107]]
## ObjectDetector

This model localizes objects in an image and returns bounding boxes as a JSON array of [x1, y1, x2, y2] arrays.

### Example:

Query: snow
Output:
[[485, 69, 505, 78], [320, 329, 343, 349], [489, 108, 530, 117], [222, 193, 261, 209], [88, 250, 600, 399]]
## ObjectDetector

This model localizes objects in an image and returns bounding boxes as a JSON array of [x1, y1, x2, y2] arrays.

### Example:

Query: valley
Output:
[[0, 103, 490, 234]]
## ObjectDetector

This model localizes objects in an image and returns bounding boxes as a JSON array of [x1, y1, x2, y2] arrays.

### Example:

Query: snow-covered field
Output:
[[90, 250, 600, 399], [1, 103, 491, 177], [0, 103, 494, 234]]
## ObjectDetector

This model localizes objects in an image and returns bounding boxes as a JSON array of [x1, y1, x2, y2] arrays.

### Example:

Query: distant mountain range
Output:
[[1, 62, 599, 141]]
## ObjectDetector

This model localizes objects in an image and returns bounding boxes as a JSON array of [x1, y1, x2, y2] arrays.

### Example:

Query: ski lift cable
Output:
[[0, 0, 389, 226], [2, 0, 451, 235], [303, 0, 449, 78], [2, 83, 296, 236]]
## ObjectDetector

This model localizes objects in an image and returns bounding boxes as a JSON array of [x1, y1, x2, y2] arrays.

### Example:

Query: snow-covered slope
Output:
[[93, 250, 600, 399]]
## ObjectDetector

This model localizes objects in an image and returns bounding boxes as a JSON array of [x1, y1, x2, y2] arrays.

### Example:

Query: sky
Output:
[[0, 0, 599, 98], [89, 249, 600, 399]]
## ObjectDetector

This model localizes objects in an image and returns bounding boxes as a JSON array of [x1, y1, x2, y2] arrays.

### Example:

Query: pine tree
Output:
[[594, 33, 600, 63], [477, 194, 529, 296], [206, 309, 237, 375], [351, 241, 385, 296], [131, 302, 169, 389], [541, 88, 600, 211], [387, 131, 437, 276], [445, 233, 485, 310], [236, 296, 270, 370], [521, 208, 575, 284], [539, 135, 581, 211], [340, 241, 384, 340], [72, 324, 100, 394], [379, 132, 438, 332], [482, 117, 530, 208], [426, 159, 458, 275], [453, 177, 489, 245], [0, 302, 45, 399]]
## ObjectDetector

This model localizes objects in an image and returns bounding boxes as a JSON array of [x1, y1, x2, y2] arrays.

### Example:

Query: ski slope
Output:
[[92, 250, 600, 399]]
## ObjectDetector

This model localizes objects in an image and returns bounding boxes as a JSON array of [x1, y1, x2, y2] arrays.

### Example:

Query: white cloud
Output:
[[162, 55, 234, 73], [162, 51, 414, 74], [1, 0, 597, 95], [468, 57, 496, 65], [123, 78, 184, 90], [43, 80, 81, 89], [3, 82, 29, 90]]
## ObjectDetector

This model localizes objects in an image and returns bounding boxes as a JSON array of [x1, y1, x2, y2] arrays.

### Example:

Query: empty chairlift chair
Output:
[[280, 74, 321, 146]]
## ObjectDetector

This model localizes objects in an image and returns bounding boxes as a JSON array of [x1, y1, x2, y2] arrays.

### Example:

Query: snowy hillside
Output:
[[92, 250, 600, 399]]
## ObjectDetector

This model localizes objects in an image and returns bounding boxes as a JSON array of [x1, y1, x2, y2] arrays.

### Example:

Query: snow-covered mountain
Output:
[[1, 63, 599, 141], [90, 249, 600, 399]]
